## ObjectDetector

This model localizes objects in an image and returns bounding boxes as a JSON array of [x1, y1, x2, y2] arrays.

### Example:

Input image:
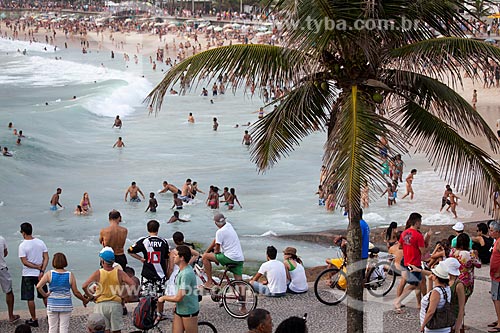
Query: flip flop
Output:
[[393, 307, 405, 314], [490, 322, 499, 328], [9, 315, 20, 324], [488, 328, 500, 333]]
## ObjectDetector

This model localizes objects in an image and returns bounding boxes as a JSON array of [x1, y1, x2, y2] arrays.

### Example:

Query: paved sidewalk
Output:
[[0, 268, 493, 332]]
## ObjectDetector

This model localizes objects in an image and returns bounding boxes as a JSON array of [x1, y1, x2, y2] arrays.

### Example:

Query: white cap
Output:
[[452, 222, 464, 231]]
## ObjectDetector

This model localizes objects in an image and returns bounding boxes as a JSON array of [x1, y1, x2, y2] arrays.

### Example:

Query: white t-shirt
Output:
[[0, 236, 7, 269], [18, 238, 48, 277], [289, 263, 308, 293], [215, 222, 244, 262], [258, 260, 287, 294]]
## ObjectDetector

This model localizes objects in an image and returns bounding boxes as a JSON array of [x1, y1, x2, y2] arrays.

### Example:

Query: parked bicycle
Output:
[[130, 295, 218, 333], [314, 246, 397, 305], [193, 256, 258, 319]]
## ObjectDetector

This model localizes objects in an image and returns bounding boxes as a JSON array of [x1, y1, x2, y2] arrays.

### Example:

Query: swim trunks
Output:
[[177, 189, 182, 195], [319, 198, 325, 206], [50, 205, 57, 211], [176, 206, 183, 210], [130, 197, 141, 202], [179, 195, 191, 203]]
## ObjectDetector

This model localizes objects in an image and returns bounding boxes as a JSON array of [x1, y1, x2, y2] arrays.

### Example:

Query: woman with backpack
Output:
[[444, 258, 466, 333], [419, 261, 453, 333]]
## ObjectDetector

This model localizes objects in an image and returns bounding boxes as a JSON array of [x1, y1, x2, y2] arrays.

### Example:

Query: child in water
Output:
[[168, 211, 190, 223]]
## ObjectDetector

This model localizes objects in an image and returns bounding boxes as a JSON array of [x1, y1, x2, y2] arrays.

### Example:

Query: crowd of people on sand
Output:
[[0, 210, 310, 333]]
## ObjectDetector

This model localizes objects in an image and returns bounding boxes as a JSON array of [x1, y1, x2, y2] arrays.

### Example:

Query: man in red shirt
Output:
[[393, 212, 430, 312], [488, 221, 500, 330]]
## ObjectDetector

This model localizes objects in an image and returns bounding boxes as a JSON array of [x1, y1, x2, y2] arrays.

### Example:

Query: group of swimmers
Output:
[[2, 122, 26, 157]]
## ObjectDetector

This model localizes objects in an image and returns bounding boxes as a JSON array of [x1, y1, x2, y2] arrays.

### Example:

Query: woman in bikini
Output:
[[80, 192, 92, 213]]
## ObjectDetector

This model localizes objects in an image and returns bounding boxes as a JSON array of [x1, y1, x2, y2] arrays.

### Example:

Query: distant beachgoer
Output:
[[158, 181, 181, 195], [171, 193, 183, 210], [180, 179, 193, 202], [113, 137, 125, 148], [448, 189, 460, 219], [440, 185, 451, 212], [80, 192, 92, 213], [319, 165, 327, 186], [112, 115, 122, 129], [2, 147, 12, 157], [145, 192, 158, 213], [401, 169, 417, 200], [168, 211, 190, 223], [169, 88, 178, 95], [253, 107, 265, 119], [16, 138, 21, 145], [125, 182, 145, 202], [13, 129, 18, 136], [8, 122, 13, 129], [190, 181, 204, 198], [74, 205, 87, 216], [50, 188, 63, 211], [201, 88, 208, 96], [383, 222, 398, 249], [148, 104, 153, 114], [18, 130, 25, 138], [213, 117, 219, 131], [225, 188, 242, 210], [188, 113, 195, 123], [242, 130, 252, 145], [472, 89, 477, 109], [316, 185, 326, 206]]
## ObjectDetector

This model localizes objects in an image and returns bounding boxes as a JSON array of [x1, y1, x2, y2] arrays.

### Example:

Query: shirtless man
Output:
[[125, 181, 145, 202], [50, 188, 63, 211], [112, 115, 122, 129], [213, 117, 219, 131], [439, 185, 451, 212], [158, 181, 181, 195], [99, 210, 128, 269], [113, 137, 125, 148], [401, 169, 417, 200], [242, 130, 252, 145], [188, 112, 195, 123], [167, 211, 190, 223], [180, 179, 193, 202]]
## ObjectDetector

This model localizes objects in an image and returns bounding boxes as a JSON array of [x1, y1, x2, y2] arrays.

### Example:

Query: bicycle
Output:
[[129, 295, 218, 333], [193, 256, 258, 319], [314, 246, 398, 305]]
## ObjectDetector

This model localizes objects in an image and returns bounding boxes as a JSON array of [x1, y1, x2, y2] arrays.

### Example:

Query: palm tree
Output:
[[147, 0, 500, 331]]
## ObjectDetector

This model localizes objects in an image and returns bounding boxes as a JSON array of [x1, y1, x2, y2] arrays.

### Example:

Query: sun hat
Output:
[[87, 313, 106, 331], [452, 222, 464, 232], [213, 213, 226, 224], [99, 246, 115, 264], [283, 247, 297, 256], [443, 257, 461, 276], [431, 261, 450, 279]]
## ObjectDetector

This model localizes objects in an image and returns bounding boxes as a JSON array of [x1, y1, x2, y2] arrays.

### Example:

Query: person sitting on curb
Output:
[[249, 246, 287, 297]]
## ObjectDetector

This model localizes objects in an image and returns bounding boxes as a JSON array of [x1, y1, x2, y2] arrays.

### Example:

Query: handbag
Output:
[[425, 286, 456, 329]]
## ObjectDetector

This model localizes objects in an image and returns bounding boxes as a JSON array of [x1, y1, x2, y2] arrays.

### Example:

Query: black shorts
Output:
[[175, 310, 199, 318], [402, 266, 422, 286], [21, 276, 47, 301], [115, 254, 127, 270]]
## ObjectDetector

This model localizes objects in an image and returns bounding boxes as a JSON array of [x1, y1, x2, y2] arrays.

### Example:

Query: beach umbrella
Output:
[[224, 28, 234, 32], [214, 27, 223, 32], [232, 23, 241, 29], [257, 26, 268, 32], [206, 25, 215, 30], [264, 31, 273, 35], [223, 23, 233, 29], [167, 23, 177, 28], [125, 18, 132, 23]]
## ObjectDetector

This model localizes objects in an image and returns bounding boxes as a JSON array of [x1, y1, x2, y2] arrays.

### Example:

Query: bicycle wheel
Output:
[[222, 280, 257, 319], [198, 321, 218, 333], [366, 261, 396, 297], [314, 268, 347, 305]]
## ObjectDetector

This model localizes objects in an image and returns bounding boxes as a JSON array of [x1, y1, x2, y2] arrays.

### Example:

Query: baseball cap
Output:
[[283, 247, 297, 256], [452, 222, 464, 231], [443, 258, 461, 276], [87, 313, 106, 331], [431, 261, 449, 279], [99, 247, 115, 264], [214, 213, 226, 223]]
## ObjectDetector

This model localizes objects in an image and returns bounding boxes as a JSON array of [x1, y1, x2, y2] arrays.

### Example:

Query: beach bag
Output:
[[330, 258, 347, 289], [426, 286, 456, 329], [133, 296, 157, 330]]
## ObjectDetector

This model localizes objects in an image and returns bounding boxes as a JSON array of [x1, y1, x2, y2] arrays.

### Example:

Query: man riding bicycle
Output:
[[202, 213, 244, 289]]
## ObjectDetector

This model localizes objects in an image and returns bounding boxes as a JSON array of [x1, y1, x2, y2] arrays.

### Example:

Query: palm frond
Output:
[[394, 100, 500, 207], [250, 81, 333, 170], [382, 69, 500, 153], [389, 38, 500, 86], [146, 44, 307, 113]]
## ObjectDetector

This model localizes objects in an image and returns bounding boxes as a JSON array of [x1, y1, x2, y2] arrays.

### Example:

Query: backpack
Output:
[[133, 296, 157, 330]]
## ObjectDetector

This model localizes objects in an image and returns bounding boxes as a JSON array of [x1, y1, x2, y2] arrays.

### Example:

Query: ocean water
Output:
[[0, 37, 487, 310]]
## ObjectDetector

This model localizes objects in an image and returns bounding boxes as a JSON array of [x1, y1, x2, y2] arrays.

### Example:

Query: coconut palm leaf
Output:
[[382, 69, 500, 152], [250, 81, 333, 170], [394, 100, 500, 206], [389, 38, 500, 83], [146, 44, 308, 112]]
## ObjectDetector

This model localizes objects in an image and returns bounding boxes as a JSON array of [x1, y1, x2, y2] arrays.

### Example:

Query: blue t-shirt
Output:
[[360, 219, 370, 259]]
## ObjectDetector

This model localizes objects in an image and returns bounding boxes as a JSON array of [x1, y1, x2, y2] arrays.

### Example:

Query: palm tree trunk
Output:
[[345, 85, 364, 333]]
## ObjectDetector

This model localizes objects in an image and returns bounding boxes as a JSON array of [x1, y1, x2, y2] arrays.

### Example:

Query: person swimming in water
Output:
[[112, 115, 122, 129], [113, 137, 125, 148], [50, 188, 63, 211], [167, 211, 190, 223]]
